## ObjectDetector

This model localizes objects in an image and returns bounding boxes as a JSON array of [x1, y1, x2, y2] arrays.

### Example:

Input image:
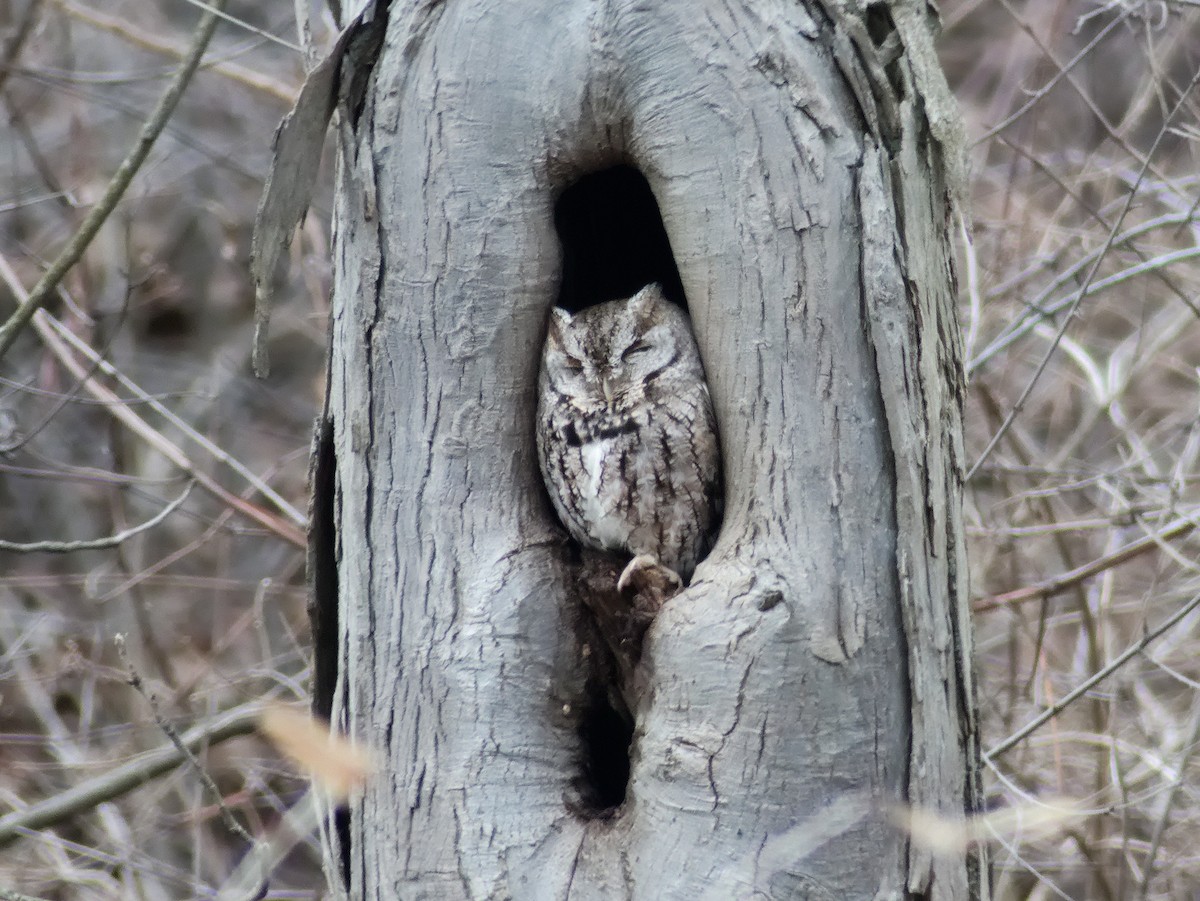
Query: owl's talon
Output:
[[617, 554, 658, 593], [617, 555, 682, 598]]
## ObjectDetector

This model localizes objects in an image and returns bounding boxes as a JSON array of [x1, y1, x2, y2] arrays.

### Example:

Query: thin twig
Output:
[[115, 636, 259, 849], [50, 0, 297, 103], [43, 312, 307, 529], [0, 482, 192, 552], [967, 62, 1200, 480], [216, 790, 322, 901], [986, 590, 1200, 760], [0, 256, 305, 546], [984, 0, 1176, 192], [970, 244, 1200, 374], [0, 0, 229, 360], [35, 307, 304, 545], [0, 0, 42, 98], [974, 512, 1199, 612], [0, 705, 260, 848], [0, 626, 139, 865], [972, 5, 1130, 147], [971, 208, 1200, 369], [995, 137, 1200, 320], [1137, 698, 1200, 900], [176, 0, 300, 51]]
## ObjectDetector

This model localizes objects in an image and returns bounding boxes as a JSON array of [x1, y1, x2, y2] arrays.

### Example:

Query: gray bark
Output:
[[322, 0, 982, 898]]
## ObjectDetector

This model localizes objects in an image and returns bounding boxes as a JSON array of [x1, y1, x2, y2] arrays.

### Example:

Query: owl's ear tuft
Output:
[[628, 283, 665, 319], [546, 307, 572, 346]]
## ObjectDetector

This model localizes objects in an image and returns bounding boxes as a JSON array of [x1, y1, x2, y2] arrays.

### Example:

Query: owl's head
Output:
[[541, 283, 698, 413]]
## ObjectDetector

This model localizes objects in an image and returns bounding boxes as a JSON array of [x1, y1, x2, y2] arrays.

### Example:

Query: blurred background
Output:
[[953, 3, 1200, 899], [0, 2, 330, 897], [2, 0, 1200, 898]]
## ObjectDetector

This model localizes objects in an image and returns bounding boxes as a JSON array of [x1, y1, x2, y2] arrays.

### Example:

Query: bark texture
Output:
[[321, 0, 981, 897]]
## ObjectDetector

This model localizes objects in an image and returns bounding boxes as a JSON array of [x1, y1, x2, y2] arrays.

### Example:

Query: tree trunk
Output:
[[315, 0, 984, 897]]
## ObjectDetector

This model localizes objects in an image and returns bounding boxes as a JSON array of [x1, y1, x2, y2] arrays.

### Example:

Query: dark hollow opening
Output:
[[552, 165, 686, 814], [307, 417, 351, 886], [555, 165, 686, 313], [574, 672, 633, 814]]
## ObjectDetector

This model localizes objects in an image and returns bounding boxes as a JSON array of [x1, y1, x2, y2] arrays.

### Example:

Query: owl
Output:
[[536, 283, 722, 586]]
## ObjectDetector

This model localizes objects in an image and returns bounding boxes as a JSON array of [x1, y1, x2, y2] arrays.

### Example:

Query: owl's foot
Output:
[[619, 556, 686, 619], [617, 554, 682, 602]]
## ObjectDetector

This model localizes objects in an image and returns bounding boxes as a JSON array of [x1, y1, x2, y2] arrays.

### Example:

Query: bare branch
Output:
[[968, 62, 1200, 480], [0, 0, 229, 361], [0, 256, 307, 547], [0, 482, 192, 552], [115, 637, 258, 850], [986, 590, 1200, 760], [51, 0, 297, 104], [974, 511, 1199, 612], [0, 704, 260, 848]]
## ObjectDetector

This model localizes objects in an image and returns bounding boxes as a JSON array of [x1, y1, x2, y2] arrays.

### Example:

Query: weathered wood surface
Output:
[[322, 0, 980, 897]]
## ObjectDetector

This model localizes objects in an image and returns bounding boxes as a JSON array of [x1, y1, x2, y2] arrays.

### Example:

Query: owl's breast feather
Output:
[[579, 438, 631, 550]]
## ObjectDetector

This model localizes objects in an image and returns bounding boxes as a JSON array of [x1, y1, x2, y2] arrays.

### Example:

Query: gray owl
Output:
[[536, 283, 721, 586]]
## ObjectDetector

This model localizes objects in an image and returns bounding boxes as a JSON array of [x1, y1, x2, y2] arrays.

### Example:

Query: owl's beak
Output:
[[601, 378, 614, 405]]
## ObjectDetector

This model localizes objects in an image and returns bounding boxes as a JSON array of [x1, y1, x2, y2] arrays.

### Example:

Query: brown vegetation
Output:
[[951, 1, 1200, 897], [2, 0, 1199, 898]]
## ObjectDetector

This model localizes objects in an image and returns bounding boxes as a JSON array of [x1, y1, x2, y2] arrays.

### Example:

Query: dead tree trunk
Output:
[[313, 0, 983, 897]]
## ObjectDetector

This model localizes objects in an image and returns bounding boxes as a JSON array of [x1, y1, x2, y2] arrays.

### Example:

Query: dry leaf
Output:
[[259, 704, 372, 801], [893, 797, 1084, 853]]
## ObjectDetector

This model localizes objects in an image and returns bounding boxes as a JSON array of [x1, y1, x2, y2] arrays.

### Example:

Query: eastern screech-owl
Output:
[[536, 283, 721, 584]]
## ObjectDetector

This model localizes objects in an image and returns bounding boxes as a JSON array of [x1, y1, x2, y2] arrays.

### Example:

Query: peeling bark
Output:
[[319, 1, 983, 898]]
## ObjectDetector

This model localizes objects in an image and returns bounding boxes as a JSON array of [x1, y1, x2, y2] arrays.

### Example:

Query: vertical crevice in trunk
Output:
[[306, 412, 350, 886], [309, 413, 339, 722]]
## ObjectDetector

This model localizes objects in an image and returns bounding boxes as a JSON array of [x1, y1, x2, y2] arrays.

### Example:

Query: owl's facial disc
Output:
[[542, 287, 685, 417]]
